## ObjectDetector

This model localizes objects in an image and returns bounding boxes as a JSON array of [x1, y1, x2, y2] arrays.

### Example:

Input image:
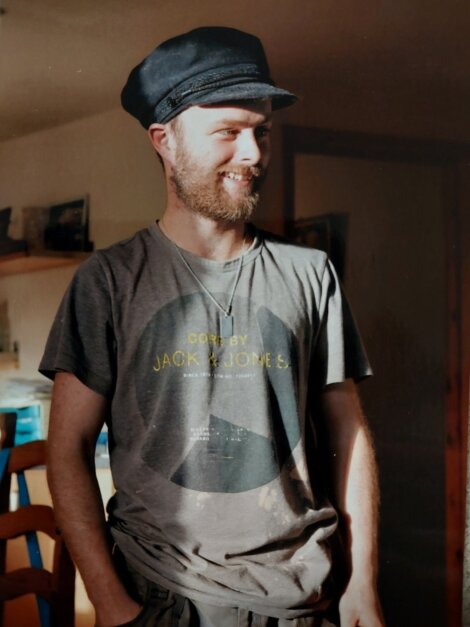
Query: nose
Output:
[[235, 129, 263, 164]]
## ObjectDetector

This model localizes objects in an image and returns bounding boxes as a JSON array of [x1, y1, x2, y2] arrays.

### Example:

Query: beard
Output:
[[170, 139, 265, 223]]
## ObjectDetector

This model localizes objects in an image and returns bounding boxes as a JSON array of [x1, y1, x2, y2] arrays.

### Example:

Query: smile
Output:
[[221, 171, 255, 182], [227, 172, 245, 181]]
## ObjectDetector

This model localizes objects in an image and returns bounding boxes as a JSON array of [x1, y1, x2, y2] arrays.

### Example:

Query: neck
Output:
[[159, 206, 249, 261]]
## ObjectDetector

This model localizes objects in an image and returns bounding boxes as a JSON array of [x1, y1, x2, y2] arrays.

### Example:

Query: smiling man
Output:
[[166, 103, 270, 222], [40, 27, 384, 627]]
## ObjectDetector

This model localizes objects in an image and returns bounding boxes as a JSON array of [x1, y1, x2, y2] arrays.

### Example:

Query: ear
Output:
[[147, 123, 170, 159]]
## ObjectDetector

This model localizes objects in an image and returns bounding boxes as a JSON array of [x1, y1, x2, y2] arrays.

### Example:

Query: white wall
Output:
[[0, 108, 166, 381]]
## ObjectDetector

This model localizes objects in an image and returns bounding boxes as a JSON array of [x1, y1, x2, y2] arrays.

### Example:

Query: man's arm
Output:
[[320, 379, 384, 627], [47, 372, 141, 627]]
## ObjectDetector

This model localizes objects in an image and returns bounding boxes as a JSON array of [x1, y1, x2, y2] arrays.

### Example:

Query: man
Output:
[[40, 27, 384, 627]]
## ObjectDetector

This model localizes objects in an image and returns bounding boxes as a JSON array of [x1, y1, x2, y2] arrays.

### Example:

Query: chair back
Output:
[[0, 439, 75, 627]]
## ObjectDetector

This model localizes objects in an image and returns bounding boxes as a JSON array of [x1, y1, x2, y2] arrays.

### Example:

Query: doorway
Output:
[[282, 126, 468, 627]]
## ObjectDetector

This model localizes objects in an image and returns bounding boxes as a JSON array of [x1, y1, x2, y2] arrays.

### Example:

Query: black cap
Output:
[[121, 26, 297, 127]]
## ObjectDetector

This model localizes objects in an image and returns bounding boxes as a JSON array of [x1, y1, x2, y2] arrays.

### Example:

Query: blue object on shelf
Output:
[[0, 405, 42, 445]]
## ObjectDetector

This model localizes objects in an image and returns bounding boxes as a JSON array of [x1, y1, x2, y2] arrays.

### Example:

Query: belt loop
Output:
[[238, 607, 250, 627]]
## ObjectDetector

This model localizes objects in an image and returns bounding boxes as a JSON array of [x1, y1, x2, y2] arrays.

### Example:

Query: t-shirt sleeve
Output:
[[312, 257, 372, 388], [38, 254, 116, 398]]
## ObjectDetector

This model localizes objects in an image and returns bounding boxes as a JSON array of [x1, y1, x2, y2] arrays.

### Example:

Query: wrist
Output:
[[342, 568, 381, 596], [349, 549, 379, 582]]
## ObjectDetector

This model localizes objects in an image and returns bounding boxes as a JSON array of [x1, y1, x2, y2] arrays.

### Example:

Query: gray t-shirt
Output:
[[40, 223, 371, 618]]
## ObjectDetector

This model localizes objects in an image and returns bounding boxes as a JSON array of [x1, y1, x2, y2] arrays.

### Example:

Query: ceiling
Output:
[[1, 0, 469, 142]]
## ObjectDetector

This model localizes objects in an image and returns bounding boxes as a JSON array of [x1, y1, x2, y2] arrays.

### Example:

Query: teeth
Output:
[[225, 173, 245, 181]]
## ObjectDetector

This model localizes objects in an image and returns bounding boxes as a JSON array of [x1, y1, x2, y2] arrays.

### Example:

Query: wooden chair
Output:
[[0, 438, 75, 627]]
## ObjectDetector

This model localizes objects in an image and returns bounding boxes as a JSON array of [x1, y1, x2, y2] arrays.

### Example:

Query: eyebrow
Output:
[[212, 115, 272, 127]]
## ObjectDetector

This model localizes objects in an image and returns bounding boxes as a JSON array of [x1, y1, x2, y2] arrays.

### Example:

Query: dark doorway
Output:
[[283, 126, 469, 627]]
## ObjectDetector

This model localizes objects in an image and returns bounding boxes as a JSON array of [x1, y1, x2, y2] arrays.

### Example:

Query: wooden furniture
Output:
[[0, 440, 75, 627], [0, 251, 89, 278]]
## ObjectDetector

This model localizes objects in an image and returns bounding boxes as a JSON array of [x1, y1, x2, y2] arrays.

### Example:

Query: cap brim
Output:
[[160, 82, 297, 123], [192, 82, 297, 108]]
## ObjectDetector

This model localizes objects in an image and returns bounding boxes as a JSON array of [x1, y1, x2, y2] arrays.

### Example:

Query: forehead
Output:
[[176, 100, 272, 130]]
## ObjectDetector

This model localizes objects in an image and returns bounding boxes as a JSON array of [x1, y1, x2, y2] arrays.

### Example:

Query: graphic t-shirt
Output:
[[39, 223, 371, 618]]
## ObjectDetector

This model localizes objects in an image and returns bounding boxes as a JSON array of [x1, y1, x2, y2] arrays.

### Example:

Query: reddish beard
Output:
[[170, 148, 266, 223]]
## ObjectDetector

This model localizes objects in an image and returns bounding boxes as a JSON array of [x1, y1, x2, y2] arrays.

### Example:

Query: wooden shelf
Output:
[[0, 251, 90, 277]]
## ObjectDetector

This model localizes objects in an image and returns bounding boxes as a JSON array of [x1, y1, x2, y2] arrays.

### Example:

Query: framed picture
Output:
[[288, 214, 347, 280], [43, 196, 92, 252], [0, 207, 27, 256], [22, 207, 50, 253], [289, 216, 331, 253]]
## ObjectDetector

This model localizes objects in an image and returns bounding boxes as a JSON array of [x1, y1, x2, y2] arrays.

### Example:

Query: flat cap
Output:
[[121, 26, 297, 127]]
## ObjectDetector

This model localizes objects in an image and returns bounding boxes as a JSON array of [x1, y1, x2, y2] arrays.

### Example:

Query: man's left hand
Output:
[[338, 579, 385, 626]]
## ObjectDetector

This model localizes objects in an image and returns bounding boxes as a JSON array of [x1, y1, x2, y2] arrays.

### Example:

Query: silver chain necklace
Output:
[[172, 239, 247, 338]]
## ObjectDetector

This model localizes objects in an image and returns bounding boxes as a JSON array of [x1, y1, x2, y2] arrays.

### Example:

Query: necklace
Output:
[[172, 239, 246, 338]]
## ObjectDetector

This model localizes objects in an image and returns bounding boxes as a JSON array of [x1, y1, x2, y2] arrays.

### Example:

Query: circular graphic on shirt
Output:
[[133, 292, 300, 493]]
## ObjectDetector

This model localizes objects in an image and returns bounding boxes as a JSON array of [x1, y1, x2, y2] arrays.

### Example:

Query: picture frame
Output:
[[289, 216, 331, 254], [43, 196, 92, 252], [22, 206, 50, 253], [288, 213, 348, 280]]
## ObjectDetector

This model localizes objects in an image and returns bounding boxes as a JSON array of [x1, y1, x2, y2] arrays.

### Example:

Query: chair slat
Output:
[[0, 568, 53, 601], [0, 505, 57, 540], [6, 440, 47, 474], [0, 438, 75, 626]]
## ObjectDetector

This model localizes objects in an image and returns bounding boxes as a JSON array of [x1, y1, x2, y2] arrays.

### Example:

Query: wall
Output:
[[258, 81, 470, 237], [0, 109, 166, 381]]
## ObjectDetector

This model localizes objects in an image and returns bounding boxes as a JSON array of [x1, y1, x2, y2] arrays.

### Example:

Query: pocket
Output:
[[116, 599, 166, 627], [114, 602, 151, 627], [120, 582, 178, 627]]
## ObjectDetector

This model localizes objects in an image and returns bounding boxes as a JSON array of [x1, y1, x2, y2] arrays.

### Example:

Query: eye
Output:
[[255, 126, 271, 139], [218, 128, 238, 137]]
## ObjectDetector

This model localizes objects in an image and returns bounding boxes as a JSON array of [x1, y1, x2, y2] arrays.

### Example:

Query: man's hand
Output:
[[338, 578, 384, 626]]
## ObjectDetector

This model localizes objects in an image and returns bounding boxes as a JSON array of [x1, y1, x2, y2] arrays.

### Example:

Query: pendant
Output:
[[220, 313, 233, 338]]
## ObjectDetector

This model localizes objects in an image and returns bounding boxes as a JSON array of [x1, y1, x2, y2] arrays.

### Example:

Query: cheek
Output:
[[260, 144, 271, 169], [203, 138, 238, 163], [261, 136, 271, 156], [212, 146, 236, 168]]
